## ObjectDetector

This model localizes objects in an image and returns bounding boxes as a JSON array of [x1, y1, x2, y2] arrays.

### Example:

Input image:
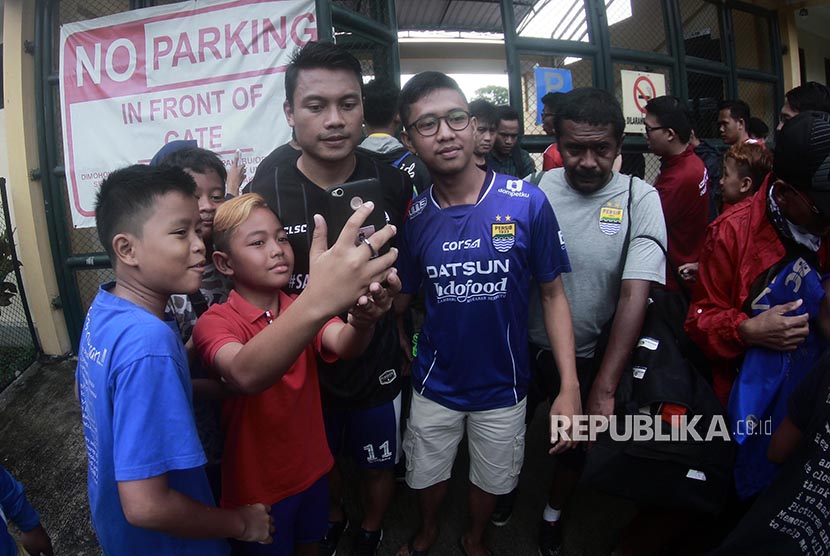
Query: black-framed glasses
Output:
[[408, 109, 471, 136], [643, 124, 669, 134]]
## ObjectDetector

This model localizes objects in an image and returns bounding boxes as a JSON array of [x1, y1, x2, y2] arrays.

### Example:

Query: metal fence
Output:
[[37, 0, 783, 349], [0, 179, 40, 391]]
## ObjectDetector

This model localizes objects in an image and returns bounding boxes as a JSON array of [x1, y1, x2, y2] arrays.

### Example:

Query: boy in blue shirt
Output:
[[75, 165, 273, 555]]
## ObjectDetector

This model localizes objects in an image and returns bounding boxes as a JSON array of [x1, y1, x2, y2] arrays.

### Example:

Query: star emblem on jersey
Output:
[[491, 221, 516, 253], [599, 202, 623, 236]]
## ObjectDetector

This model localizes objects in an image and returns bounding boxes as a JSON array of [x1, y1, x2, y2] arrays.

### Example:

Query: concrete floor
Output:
[[0, 359, 689, 556]]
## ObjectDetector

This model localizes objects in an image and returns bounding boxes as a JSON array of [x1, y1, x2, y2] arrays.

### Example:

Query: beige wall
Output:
[[3, 0, 72, 355], [798, 28, 830, 84]]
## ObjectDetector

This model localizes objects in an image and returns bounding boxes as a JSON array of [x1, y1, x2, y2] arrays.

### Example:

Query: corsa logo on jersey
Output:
[[442, 238, 481, 251]]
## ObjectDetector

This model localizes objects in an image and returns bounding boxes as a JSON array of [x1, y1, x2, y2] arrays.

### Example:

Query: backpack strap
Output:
[[528, 170, 547, 186], [618, 174, 636, 276]]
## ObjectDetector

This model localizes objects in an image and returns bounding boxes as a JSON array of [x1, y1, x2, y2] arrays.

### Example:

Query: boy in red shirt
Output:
[[192, 194, 399, 556]]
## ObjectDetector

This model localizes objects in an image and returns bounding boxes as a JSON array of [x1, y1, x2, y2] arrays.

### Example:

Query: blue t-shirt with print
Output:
[[398, 171, 570, 411], [76, 283, 228, 556]]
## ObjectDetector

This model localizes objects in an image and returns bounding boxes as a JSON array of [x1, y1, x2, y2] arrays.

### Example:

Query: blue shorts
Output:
[[324, 393, 402, 469], [234, 475, 328, 556]]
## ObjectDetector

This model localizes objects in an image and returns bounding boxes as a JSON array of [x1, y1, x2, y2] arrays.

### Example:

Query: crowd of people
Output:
[[6, 39, 830, 556]]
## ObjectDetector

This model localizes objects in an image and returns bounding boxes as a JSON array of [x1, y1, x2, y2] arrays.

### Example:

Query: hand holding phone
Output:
[[325, 178, 389, 256]]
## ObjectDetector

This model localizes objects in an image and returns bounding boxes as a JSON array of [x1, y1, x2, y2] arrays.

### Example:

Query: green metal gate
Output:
[[35, 0, 782, 350], [500, 0, 783, 183]]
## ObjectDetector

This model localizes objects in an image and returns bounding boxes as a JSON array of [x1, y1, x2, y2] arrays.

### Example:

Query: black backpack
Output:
[[581, 241, 736, 514]]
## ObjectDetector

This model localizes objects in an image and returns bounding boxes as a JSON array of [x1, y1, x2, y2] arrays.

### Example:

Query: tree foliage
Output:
[[472, 85, 509, 106]]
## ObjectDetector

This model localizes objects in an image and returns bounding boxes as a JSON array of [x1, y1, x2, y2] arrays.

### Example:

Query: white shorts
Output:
[[403, 390, 526, 495]]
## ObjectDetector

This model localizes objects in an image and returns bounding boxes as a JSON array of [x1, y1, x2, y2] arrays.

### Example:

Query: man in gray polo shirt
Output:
[[526, 87, 666, 555]]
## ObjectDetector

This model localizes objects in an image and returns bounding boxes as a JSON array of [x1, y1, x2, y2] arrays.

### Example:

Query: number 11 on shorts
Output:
[[363, 441, 392, 463]]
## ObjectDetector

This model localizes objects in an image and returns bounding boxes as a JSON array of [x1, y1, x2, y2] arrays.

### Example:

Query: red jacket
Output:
[[685, 180, 828, 405], [543, 142, 563, 170], [654, 145, 708, 290]]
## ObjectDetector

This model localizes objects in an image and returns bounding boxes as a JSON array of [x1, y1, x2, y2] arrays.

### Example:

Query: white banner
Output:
[[59, 0, 317, 228]]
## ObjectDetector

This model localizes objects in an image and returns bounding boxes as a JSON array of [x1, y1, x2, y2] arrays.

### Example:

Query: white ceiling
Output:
[[795, 5, 830, 40]]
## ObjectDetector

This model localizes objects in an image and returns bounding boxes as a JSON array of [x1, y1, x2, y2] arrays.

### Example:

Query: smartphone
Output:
[[325, 178, 389, 255]]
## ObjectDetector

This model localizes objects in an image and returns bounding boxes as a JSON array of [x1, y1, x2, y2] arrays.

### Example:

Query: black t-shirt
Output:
[[250, 151, 411, 409], [709, 351, 830, 555], [243, 143, 301, 195]]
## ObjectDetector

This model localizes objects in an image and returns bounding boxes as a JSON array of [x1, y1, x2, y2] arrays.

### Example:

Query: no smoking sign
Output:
[[633, 75, 656, 114], [621, 70, 666, 133]]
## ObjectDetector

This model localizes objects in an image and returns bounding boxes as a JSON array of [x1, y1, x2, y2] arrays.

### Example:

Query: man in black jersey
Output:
[[250, 41, 412, 556]]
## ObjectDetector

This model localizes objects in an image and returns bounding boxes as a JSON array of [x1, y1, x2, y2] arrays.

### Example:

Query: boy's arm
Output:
[[211, 205, 397, 394], [118, 475, 272, 542], [539, 277, 580, 454], [19, 524, 53, 556], [322, 270, 402, 359]]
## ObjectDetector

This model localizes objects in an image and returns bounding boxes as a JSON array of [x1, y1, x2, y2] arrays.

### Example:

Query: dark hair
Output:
[[399, 71, 466, 127], [719, 99, 751, 125], [469, 98, 498, 127], [362, 79, 400, 128], [284, 41, 362, 108], [95, 165, 196, 262], [554, 87, 625, 142], [747, 117, 769, 140], [495, 105, 520, 123], [159, 146, 228, 184], [785, 81, 830, 113], [645, 95, 692, 143], [541, 91, 566, 111]]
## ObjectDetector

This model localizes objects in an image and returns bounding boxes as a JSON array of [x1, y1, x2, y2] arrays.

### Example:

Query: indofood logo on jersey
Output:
[[599, 202, 623, 235], [427, 260, 510, 303], [491, 215, 516, 253]]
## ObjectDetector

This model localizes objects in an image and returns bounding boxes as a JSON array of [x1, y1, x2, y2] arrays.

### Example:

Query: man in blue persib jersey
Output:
[[393, 71, 581, 556]]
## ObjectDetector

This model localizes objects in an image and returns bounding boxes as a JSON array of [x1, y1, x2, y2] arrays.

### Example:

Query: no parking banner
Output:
[[59, 0, 316, 228], [620, 70, 666, 134]]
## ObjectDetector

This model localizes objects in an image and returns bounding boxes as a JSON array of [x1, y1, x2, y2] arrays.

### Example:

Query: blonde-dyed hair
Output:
[[212, 193, 274, 253], [724, 142, 773, 194]]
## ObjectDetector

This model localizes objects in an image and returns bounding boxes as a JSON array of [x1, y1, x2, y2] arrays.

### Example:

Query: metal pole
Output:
[[0, 179, 41, 353]]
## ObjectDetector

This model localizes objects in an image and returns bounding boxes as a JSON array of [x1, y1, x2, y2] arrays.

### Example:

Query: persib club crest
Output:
[[599, 203, 623, 235], [491, 220, 516, 253]]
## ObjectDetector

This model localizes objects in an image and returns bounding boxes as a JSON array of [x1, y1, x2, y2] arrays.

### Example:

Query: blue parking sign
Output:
[[535, 68, 573, 124]]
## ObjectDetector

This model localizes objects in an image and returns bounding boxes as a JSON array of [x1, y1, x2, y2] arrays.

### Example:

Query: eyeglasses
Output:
[[408, 109, 471, 137], [643, 125, 669, 134]]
